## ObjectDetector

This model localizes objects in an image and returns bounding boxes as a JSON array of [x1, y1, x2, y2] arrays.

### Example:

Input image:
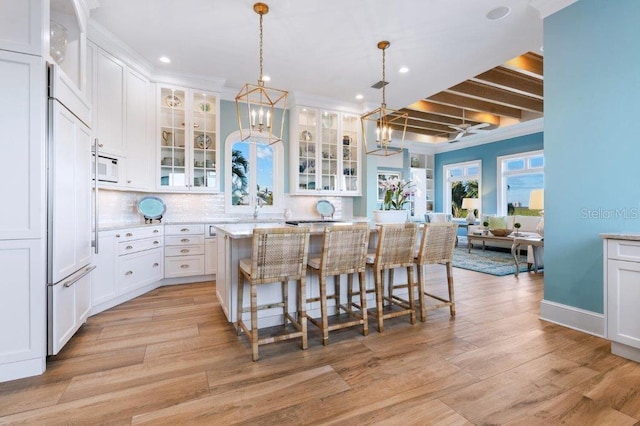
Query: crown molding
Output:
[[529, 0, 578, 18]]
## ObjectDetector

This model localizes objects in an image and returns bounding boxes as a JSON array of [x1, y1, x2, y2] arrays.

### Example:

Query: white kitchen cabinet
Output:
[[204, 236, 217, 275], [95, 48, 126, 157], [158, 85, 220, 191], [604, 237, 640, 362], [91, 226, 163, 315], [0, 240, 46, 382], [0, 50, 44, 240], [0, 0, 44, 56], [124, 68, 153, 189], [164, 224, 205, 277], [290, 106, 361, 196]]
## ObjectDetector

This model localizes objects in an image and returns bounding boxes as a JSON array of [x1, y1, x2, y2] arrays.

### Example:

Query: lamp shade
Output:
[[529, 189, 544, 210], [461, 198, 478, 210]]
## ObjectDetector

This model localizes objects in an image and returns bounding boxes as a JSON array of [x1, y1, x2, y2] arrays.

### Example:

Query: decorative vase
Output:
[[372, 210, 408, 224]]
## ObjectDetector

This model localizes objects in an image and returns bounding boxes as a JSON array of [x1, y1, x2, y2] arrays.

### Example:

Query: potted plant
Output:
[[483, 221, 490, 235], [514, 222, 522, 236], [373, 177, 414, 223]]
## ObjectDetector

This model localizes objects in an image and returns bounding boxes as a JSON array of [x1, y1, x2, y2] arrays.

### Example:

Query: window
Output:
[[225, 131, 283, 213], [443, 160, 481, 218], [497, 150, 544, 216]]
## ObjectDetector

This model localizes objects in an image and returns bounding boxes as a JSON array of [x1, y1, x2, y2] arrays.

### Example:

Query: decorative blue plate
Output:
[[316, 199, 335, 218], [137, 196, 166, 221]]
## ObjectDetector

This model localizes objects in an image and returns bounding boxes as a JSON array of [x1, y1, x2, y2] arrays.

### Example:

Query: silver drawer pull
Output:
[[126, 232, 133, 237], [153, 241, 159, 245], [181, 238, 190, 243], [181, 249, 189, 253], [126, 245, 133, 250], [180, 264, 190, 269], [115, 234, 121, 238], [153, 229, 159, 233], [181, 228, 189, 232], [153, 263, 159, 267], [125, 271, 133, 275]]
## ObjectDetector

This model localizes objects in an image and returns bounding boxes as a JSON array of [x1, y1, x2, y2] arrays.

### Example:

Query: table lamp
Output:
[[461, 198, 479, 224], [529, 188, 544, 236]]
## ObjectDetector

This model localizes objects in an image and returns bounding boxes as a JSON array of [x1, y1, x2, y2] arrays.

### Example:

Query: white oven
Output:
[[92, 154, 118, 183]]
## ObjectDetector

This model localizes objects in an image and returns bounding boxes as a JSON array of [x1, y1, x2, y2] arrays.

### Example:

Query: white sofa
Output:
[[468, 215, 543, 267]]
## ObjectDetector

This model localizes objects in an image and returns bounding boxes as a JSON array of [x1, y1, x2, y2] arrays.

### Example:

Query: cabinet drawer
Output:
[[165, 255, 205, 278], [608, 239, 640, 262], [115, 226, 163, 242], [118, 248, 163, 292], [165, 235, 204, 246], [165, 245, 204, 257], [118, 236, 163, 255], [165, 224, 204, 235]]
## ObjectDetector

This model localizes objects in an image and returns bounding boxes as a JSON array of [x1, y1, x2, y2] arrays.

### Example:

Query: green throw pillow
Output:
[[488, 216, 507, 230]]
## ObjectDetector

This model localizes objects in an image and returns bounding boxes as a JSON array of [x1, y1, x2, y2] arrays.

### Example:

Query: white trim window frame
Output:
[[224, 130, 284, 214], [443, 160, 482, 217], [496, 149, 544, 216]]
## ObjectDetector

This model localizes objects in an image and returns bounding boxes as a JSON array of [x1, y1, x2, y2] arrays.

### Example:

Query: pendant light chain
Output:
[[258, 11, 264, 84], [381, 45, 386, 108]]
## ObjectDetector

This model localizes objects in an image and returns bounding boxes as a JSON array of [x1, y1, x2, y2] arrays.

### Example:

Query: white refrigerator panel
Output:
[[49, 100, 92, 284]]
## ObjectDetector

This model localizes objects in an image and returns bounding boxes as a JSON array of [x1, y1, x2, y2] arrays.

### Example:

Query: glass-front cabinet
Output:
[[291, 106, 361, 195], [158, 85, 219, 191]]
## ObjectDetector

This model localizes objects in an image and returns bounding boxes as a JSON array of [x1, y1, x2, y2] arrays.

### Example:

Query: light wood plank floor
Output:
[[2, 267, 640, 425]]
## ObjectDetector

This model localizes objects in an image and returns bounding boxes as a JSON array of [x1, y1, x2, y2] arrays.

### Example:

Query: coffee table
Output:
[[467, 233, 514, 253], [511, 237, 544, 277]]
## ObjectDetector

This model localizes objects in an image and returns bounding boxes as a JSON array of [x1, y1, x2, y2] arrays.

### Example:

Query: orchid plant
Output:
[[379, 177, 414, 210]]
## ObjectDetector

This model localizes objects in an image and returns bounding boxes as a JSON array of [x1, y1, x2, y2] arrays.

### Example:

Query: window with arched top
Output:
[[224, 131, 283, 214]]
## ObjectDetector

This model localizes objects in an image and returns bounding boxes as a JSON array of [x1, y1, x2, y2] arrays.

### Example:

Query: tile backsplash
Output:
[[98, 190, 347, 227]]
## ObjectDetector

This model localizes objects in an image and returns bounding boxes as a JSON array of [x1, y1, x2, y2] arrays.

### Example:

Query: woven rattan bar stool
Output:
[[366, 222, 419, 333], [237, 227, 311, 361], [414, 222, 458, 321], [306, 224, 371, 345]]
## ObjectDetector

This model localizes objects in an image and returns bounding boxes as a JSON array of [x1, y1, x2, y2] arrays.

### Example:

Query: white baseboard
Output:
[[539, 299, 605, 338], [0, 357, 45, 382]]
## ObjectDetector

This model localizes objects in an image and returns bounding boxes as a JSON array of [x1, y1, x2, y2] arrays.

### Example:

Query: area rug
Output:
[[452, 246, 531, 276]]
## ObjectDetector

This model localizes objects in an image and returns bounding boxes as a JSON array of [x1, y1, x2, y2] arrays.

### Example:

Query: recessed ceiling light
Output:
[[486, 6, 510, 20], [261, 75, 271, 82], [355, 94, 363, 100], [159, 56, 171, 63], [399, 66, 409, 74]]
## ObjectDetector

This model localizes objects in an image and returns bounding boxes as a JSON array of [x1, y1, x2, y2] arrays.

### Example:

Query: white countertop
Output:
[[600, 233, 640, 241], [214, 218, 371, 239]]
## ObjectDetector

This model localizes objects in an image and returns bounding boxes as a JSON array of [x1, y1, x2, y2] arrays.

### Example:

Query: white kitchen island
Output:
[[215, 220, 376, 328]]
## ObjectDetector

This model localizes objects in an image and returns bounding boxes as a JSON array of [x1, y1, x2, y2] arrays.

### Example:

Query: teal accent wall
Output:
[[544, 0, 640, 314], [219, 99, 290, 192], [434, 132, 544, 215]]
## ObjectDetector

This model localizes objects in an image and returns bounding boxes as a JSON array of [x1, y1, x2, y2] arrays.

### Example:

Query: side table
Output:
[[511, 237, 544, 277]]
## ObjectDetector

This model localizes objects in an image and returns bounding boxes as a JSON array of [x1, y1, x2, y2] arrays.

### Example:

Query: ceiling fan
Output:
[[448, 109, 490, 143]]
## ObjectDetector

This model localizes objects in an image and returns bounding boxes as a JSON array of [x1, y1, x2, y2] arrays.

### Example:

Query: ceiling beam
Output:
[[472, 66, 543, 98], [426, 92, 523, 119], [503, 52, 543, 77], [446, 81, 543, 113], [404, 101, 501, 125]]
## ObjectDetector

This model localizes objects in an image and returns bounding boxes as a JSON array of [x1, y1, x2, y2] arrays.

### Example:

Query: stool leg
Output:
[[388, 268, 395, 308], [236, 273, 244, 335], [347, 273, 354, 314], [417, 264, 426, 322], [334, 274, 342, 314], [282, 280, 289, 328], [299, 277, 308, 350], [358, 270, 368, 336], [407, 266, 416, 324], [446, 262, 456, 317], [250, 283, 259, 361], [375, 268, 384, 333], [319, 274, 329, 346]]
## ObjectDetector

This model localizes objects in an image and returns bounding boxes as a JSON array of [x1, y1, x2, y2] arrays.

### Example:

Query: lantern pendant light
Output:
[[235, 2, 288, 145]]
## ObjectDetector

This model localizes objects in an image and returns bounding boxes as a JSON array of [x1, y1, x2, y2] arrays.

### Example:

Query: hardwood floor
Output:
[[2, 267, 640, 425]]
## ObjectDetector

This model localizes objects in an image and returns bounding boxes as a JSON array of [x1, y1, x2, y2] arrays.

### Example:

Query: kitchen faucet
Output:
[[253, 197, 264, 219]]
